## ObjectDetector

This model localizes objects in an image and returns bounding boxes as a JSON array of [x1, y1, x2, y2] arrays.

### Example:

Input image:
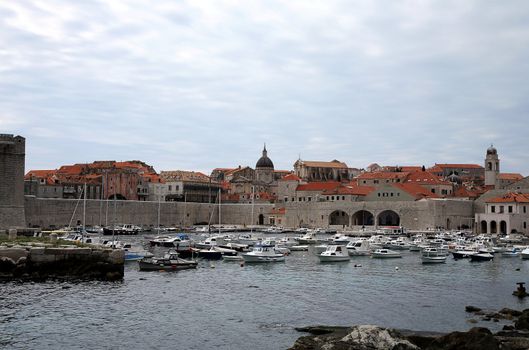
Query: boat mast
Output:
[[68, 185, 84, 229], [251, 185, 255, 233], [82, 182, 87, 239], [218, 188, 221, 235], [157, 194, 161, 235]]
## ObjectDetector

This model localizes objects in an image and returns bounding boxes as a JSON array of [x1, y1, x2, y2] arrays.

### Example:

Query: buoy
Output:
[[395, 267, 399, 271], [240, 262, 244, 267]]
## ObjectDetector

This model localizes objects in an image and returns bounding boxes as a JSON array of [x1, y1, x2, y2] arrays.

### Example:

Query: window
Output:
[[378, 193, 381, 197], [431, 189, 435, 193], [342, 196, 345, 200], [284, 197, 288, 202], [374, 180, 379, 184], [491, 206, 495, 213], [508, 206, 513, 213], [308, 197, 311, 201], [524, 222, 527, 229], [500, 206, 504, 213], [524, 206, 527, 214], [169, 185, 172, 191], [390, 193, 394, 197]]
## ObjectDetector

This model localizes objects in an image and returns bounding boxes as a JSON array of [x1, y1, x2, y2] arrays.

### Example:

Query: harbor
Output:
[[1, 228, 528, 349]]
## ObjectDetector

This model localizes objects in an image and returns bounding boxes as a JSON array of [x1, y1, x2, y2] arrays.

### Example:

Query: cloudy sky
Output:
[[1, 1, 528, 175]]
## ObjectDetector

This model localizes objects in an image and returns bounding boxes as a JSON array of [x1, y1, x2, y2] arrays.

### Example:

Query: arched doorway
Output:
[[490, 221, 497, 234], [378, 210, 400, 226], [329, 210, 349, 226], [500, 221, 507, 235], [258, 214, 264, 225], [481, 220, 487, 234], [352, 210, 374, 226]]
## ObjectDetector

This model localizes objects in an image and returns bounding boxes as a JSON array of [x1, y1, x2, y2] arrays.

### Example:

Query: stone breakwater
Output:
[[289, 308, 529, 350], [0, 246, 124, 281]]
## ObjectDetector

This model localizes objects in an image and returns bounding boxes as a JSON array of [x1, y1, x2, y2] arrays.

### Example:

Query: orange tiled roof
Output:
[[405, 171, 451, 185], [297, 160, 348, 169], [498, 173, 524, 181], [281, 173, 301, 181], [392, 183, 439, 200], [357, 172, 410, 180], [25, 170, 56, 179], [296, 181, 341, 192], [433, 163, 483, 169], [143, 173, 165, 183], [453, 186, 481, 199], [487, 192, 529, 203], [160, 170, 211, 183], [322, 184, 375, 196]]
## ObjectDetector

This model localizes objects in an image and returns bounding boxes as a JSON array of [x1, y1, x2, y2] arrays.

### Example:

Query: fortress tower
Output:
[[0, 134, 26, 228], [484, 144, 499, 188]]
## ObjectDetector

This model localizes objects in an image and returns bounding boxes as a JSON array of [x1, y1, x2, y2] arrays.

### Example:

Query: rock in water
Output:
[[465, 305, 482, 313], [425, 327, 500, 350], [515, 309, 529, 330], [289, 325, 419, 350]]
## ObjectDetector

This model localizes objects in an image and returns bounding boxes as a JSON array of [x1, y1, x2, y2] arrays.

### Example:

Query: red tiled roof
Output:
[[433, 164, 483, 169], [25, 170, 56, 179], [405, 171, 451, 185], [160, 170, 211, 183], [392, 183, 439, 200], [57, 164, 85, 175], [498, 173, 524, 181], [281, 173, 301, 181], [322, 184, 375, 196], [296, 181, 341, 192], [453, 186, 481, 199], [487, 192, 529, 203], [143, 173, 165, 183], [356, 172, 410, 180]]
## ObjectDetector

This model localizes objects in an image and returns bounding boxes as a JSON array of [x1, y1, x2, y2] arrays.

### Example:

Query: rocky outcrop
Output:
[[290, 325, 420, 350]]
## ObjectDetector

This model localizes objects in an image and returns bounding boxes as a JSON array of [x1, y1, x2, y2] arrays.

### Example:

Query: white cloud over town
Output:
[[1, 0, 528, 174]]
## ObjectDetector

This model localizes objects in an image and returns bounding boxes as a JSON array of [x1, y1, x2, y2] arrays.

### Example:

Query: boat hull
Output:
[[138, 260, 198, 271], [470, 253, 494, 262], [242, 254, 285, 263], [318, 255, 350, 262], [421, 256, 447, 264]]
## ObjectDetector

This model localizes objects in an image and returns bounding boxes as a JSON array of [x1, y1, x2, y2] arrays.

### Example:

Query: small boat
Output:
[[197, 248, 223, 260], [123, 243, 152, 261], [289, 245, 309, 251], [149, 234, 192, 249], [295, 231, 318, 245], [469, 252, 494, 262], [242, 243, 285, 263], [346, 240, 371, 256], [138, 251, 198, 271], [222, 254, 244, 261], [371, 249, 402, 259], [313, 244, 328, 255], [318, 245, 350, 262], [421, 247, 447, 264], [103, 224, 142, 235], [501, 248, 521, 257], [328, 234, 351, 245], [521, 248, 529, 260], [451, 249, 475, 259]]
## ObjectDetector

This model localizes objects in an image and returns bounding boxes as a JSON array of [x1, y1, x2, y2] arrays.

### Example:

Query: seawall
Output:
[[24, 196, 275, 229]]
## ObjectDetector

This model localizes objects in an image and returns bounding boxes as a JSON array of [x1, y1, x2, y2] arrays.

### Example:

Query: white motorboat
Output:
[[451, 249, 476, 259], [371, 249, 402, 259], [421, 247, 448, 264], [346, 240, 371, 256], [222, 254, 244, 261], [195, 235, 227, 249], [277, 237, 298, 247], [149, 234, 192, 249], [501, 247, 521, 257], [289, 245, 309, 251], [328, 233, 351, 245], [318, 245, 350, 262], [242, 243, 285, 263], [236, 233, 261, 246], [314, 244, 328, 255], [295, 231, 318, 245], [521, 248, 529, 260]]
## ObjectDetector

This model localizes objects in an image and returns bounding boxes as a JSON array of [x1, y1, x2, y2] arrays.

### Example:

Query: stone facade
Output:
[[0, 134, 26, 229]]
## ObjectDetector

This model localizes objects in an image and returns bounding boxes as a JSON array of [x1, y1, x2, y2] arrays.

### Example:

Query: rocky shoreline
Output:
[[288, 307, 529, 350]]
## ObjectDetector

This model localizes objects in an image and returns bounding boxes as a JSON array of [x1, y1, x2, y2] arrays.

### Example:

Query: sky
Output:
[[1, 0, 529, 175]]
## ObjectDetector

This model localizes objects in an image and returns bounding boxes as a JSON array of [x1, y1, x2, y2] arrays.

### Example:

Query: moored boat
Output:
[[469, 252, 494, 262], [371, 249, 402, 259], [318, 245, 350, 262], [242, 243, 285, 263], [421, 247, 448, 264], [138, 251, 198, 271], [521, 248, 529, 260]]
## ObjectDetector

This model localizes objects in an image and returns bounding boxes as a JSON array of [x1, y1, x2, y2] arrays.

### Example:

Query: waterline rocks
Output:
[[0, 246, 124, 281]]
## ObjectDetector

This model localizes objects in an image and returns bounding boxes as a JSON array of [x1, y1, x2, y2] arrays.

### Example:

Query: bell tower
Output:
[[484, 144, 499, 188]]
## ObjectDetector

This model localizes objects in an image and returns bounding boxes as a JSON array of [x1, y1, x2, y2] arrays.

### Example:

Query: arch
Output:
[[329, 210, 349, 226], [490, 220, 497, 234], [377, 210, 400, 226], [500, 220, 507, 235], [352, 210, 374, 226], [258, 214, 264, 225], [108, 193, 126, 200], [481, 220, 487, 234]]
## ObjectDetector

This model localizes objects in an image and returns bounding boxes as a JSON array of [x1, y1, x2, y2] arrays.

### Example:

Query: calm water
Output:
[[1, 233, 528, 349]]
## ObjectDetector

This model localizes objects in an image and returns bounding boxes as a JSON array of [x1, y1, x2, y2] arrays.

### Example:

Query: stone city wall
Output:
[[24, 196, 274, 229]]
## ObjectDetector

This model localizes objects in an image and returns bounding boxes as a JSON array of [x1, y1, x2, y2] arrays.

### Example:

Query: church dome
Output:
[[487, 144, 497, 155], [256, 145, 274, 169]]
